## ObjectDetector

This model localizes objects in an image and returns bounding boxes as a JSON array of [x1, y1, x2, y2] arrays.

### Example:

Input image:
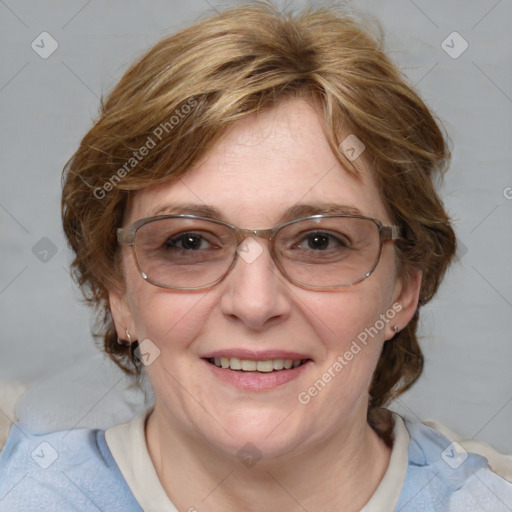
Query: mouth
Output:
[[201, 350, 313, 390], [205, 357, 311, 372]]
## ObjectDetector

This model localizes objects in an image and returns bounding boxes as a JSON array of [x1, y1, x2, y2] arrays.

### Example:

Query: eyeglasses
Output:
[[117, 214, 400, 291]]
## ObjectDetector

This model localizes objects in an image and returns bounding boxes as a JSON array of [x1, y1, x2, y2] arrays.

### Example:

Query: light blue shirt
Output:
[[1, 416, 511, 511]]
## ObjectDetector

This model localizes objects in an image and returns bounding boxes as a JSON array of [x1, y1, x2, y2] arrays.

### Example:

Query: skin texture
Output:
[[109, 98, 421, 511]]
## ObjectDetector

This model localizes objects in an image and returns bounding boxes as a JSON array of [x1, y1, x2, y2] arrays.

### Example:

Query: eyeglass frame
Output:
[[117, 213, 401, 291]]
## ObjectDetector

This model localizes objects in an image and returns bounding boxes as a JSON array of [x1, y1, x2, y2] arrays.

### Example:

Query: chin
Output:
[[200, 407, 310, 461]]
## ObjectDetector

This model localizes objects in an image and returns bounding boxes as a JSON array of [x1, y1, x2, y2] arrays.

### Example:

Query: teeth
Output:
[[241, 360, 257, 371], [230, 357, 242, 370], [272, 359, 284, 370], [256, 360, 274, 372], [211, 357, 305, 372]]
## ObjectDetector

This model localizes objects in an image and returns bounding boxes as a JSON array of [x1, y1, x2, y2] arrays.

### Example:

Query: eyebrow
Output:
[[149, 202, 364, 222], [283, 203, 363, 219], [151, 203, 225, 219]]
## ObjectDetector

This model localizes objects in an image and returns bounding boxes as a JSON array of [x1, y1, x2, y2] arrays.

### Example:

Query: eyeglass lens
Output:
[[132, 216, 382, 289]]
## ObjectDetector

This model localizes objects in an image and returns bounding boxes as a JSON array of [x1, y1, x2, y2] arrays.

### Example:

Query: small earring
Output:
[[117, 329, 132, 347], [117, 337, 130, 347], [393, 325, 399, 334]]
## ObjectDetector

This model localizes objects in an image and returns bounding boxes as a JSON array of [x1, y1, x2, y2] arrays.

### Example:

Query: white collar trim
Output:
[[105, 406, 177, 512], [361, 412, 410, 511], [105, 408, 410, 512]]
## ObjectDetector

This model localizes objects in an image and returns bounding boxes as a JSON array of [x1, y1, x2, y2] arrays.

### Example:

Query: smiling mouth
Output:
[[206, 357, 311, 372]]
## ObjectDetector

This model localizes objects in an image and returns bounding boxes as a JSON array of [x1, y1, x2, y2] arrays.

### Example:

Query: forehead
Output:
[[128, 98, 390, 226]]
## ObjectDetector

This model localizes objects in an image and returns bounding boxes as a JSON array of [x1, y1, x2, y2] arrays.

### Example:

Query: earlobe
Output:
[[386, 268, 422, 340], [108, 286, 134, 343]]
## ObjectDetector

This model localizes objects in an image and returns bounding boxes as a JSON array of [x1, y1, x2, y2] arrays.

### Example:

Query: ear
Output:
[[108, 285, 135, 343], [385, 268, 422, 340]]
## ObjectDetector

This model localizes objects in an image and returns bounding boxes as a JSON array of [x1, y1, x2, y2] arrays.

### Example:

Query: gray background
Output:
[[1, 0, 511, 452]]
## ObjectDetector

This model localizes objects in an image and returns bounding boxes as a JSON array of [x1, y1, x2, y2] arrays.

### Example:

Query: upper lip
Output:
[[201, 349, 312, 361]]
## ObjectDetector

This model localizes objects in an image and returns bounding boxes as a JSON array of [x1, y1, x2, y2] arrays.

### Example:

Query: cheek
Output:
[[122, 256, 212, 347], [298, 280, 396, 401], [304, 283, 394, 351], [129, 290, 212, 348], [304, 247, 398, 344]]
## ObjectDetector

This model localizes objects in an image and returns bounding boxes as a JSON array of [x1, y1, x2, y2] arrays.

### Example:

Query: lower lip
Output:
[[203, 359, 311, 391]]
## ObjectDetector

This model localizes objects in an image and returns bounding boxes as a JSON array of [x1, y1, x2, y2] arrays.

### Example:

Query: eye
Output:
[[296, 231, 351, 251], [164, 232, 213, 251]]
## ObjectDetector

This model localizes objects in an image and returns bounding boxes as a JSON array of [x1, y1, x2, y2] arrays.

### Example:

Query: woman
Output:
[[1, 3, 510, 511]]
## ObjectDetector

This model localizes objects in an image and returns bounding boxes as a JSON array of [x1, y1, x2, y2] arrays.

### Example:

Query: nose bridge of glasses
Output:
[[233, 226, 275, 245]]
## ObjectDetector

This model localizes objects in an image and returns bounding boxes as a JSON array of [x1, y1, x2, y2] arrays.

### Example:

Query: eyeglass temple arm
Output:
[[117, 227, 134, 244], [382, 225, 401, 240]]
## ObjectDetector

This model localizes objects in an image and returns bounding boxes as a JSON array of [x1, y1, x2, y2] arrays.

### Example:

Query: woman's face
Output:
[[110, 98, 420, 458]]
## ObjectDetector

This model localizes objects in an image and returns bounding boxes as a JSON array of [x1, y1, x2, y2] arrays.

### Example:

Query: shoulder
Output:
[[396, 414, 512, 511], [0, 423, 142, 512]]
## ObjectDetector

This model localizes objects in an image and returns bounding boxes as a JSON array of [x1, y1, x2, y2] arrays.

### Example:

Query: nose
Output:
[[219, 237, 292, 330]]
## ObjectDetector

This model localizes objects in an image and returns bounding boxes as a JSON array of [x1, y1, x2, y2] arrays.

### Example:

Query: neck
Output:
[[145, 403, 392, 512]]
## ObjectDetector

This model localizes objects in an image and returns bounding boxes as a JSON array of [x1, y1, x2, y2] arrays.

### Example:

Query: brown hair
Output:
[[61, 2, 456, 416]]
